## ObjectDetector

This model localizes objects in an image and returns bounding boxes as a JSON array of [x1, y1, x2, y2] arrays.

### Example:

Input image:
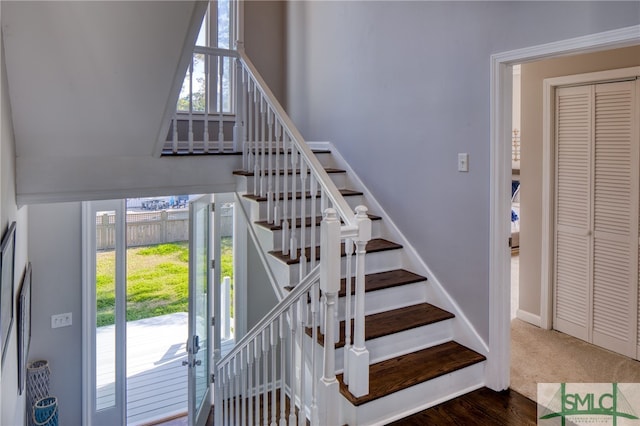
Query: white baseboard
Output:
[[516, 309, 541, 327]]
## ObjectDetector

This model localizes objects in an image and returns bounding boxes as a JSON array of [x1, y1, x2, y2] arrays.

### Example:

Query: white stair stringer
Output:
[[313, 141, 490, 359]]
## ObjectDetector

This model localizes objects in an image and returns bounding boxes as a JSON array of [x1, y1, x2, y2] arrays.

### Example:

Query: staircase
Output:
[[232, 148, 486, 425], [173, 47, 489, 425]]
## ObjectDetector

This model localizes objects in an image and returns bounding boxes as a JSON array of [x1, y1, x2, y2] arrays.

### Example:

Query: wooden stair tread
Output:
[[269, 238, 402, 265], [233, 167, 345, 177], [339, 269, 426, 297], [244, 188, 362, 202], [337, 341, 486, 406], [308, 303, 454, 348], [255, 214, 382, 231]]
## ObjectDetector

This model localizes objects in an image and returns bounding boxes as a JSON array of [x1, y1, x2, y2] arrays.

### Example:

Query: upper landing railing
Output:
[[173, 47, 372, 425]]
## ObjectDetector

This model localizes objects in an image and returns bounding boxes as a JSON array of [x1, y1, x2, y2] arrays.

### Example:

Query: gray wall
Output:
[[519, 45, 640, 319], [0, 18, 29, 425], [245, 1, 286, 108], [27, 203, 82, 426], [285, 1, 640, 340], [246, 235, 278, 330]]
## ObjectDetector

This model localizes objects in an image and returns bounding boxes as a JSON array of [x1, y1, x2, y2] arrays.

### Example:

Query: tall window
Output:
[[178, 0, 234, 114]]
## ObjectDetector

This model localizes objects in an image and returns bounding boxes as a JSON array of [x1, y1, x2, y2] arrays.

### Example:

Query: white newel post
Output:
[[318, 208, 341, 426], [348, 206, 371, 397]]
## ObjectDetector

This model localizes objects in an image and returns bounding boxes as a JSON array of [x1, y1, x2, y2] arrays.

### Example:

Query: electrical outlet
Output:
[[458, 153, 469, 172], [51, 312, 72, 328]]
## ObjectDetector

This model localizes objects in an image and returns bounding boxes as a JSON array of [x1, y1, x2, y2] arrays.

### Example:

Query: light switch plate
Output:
[[458, 153, 469, 172]]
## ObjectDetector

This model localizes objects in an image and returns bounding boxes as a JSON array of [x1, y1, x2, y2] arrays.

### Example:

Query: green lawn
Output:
[[96, 239, 233, 327]]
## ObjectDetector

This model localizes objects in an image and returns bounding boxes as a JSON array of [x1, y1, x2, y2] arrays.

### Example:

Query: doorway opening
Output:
[[488, 25, 640, 391]]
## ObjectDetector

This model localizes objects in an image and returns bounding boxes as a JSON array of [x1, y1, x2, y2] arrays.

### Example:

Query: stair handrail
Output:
[[214, 47, 372, 426], [219, 265, 318, 366], [236, 49, 359, 239]]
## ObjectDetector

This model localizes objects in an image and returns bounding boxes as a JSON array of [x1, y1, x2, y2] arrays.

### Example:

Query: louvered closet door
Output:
[[554, 80, 639, 359], [554, 85, 593, 342], [591, 80, 638, 358]]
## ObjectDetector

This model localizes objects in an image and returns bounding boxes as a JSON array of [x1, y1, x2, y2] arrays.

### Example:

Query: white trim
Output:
[[17, 183, 236, 207], [489, 25, 640, 391], [81, 200, 127, 425], [540, 66, 640, 331], [320, 141, 489, 357], [515, 309, 542, 327], [81, 202, 93, 426]]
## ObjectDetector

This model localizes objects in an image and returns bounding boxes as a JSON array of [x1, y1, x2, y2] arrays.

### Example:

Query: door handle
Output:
[[192, 335, 201, 354]]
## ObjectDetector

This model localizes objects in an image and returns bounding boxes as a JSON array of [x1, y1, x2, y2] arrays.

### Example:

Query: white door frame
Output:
[[487, 25, 640, 391], [82, 200, 127, 425]]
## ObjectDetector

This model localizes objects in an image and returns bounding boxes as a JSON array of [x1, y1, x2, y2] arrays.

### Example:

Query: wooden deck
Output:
[[97, 313, 235, 425]]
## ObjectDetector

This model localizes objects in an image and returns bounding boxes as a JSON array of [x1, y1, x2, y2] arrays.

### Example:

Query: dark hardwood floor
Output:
[[386, 387, 537, 425], [154, 387, 536, 425]]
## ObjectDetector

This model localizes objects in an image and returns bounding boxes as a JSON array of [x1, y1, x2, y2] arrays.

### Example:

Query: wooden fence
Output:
[[96, 207, 232, 250]]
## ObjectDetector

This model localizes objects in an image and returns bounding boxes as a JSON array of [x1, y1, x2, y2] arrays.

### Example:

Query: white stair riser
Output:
[[237, 172, 349, 195], [331, 319, 454, 371], [279, 249, 404, 286], [340, 362, 486, 426], [244, 151, 337, 169], [248, 194, 365, 223], [257, 220, 383, 252], [337, 281, 427, 318]]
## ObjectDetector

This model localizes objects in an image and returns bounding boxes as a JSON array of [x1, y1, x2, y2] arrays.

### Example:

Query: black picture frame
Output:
[[17, 262, 31, 395], [0, 221, 16, 368]]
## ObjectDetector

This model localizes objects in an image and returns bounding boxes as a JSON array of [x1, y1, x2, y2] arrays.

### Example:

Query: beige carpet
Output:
[[510, 318, 640, 401]]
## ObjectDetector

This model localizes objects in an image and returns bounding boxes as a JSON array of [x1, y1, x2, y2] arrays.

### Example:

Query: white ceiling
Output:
[[2, 1, 202, 158]]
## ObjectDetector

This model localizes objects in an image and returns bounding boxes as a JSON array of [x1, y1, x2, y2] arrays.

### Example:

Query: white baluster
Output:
[[318, 209, 341, 426], [224, 364, 232, 425], [270, 320, 277, 426], [254, 337, 261, 426], [310, 281, 319, 426], [260, 97, 267, 198], [299, 160, 308, 280], [218, 55, 225, 152], [297, 296, 306, 426], [267, 109, 274, 224], [343, 238, 354, 384], [310, 175, 318, 270], [253, 87, 260, 196], [274, 122, 282, 225], [235, 357, 240, 425], [281, 133, 290, 256], [263, 329, 269, 426], [348, 206, 372, 397], [290, 148, 298, 260], [288, 304, 297, 426], [247, 341, 254, 426], [215, 365, 223, 426], [240, 348, 246, 426], [246, 78, 254, 173], [279, 313, 287, 426]]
